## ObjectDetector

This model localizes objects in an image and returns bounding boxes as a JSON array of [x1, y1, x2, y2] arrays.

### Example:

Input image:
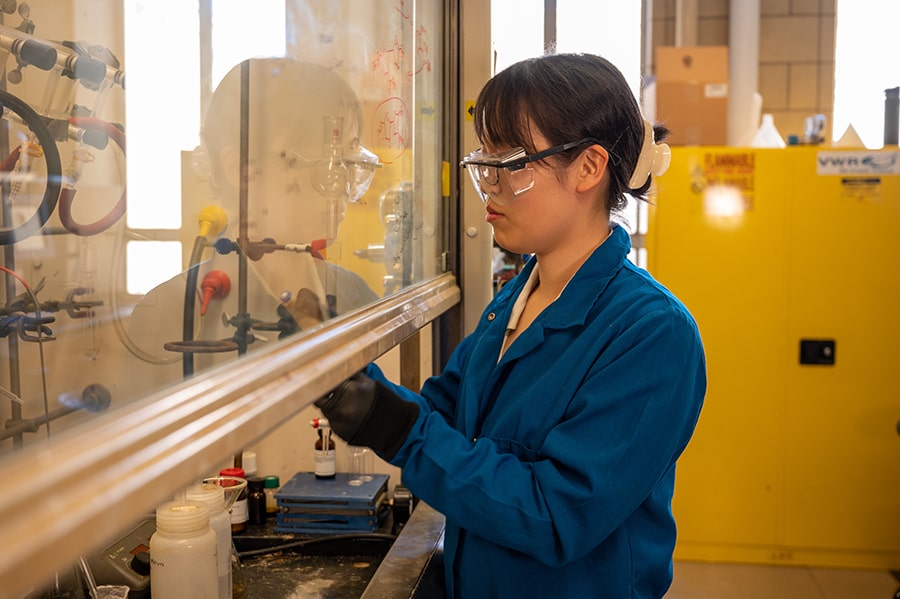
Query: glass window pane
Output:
[[124, 0, 198, 229], [126, 241, 183, 295], [211, 1, 287, 89], [833, 0, 900, 148], [492, 0, 544, 73], [0, 0, 446, 453], [557, 1, 641, 97], [492, 1, 641, 92]]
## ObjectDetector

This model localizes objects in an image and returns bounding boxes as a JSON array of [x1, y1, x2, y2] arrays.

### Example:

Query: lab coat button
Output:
[[487, 312, 495, 321]]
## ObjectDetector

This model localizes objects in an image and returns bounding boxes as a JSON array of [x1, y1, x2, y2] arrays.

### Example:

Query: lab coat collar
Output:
[[511, 222, 631, 330]]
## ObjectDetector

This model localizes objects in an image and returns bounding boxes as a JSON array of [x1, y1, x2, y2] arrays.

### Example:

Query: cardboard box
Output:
[[655, 46, 729, 146]]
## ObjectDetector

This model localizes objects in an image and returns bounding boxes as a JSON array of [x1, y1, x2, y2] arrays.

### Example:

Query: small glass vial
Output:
[[219, 467, 249, 534], [313, 420, 336, 479], [150, 500, 218, 599], [247, 477, 267, 526], [186, 483, 232, 599], [263, 475, 280, 518]]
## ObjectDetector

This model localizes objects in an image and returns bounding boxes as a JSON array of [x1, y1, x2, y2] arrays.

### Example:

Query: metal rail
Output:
[[361, 502, 446, 599], [0, 273, 459, 599]]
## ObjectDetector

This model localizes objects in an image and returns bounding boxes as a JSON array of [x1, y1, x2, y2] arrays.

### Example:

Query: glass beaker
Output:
[[229, 540, 248, 599], [30, 557, 94, 598], [31, 567, 85, 599], [359, 448, 374, 482], [348, 446, 365, 486]]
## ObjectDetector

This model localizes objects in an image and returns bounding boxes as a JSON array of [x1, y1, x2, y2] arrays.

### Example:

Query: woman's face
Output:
[[249, 146, 345, 244], [205, 60, 366, 247], [482, 128, 586, 257]]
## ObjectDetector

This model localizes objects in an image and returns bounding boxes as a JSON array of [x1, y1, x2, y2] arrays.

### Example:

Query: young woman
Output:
[[317, 53, 707, 598]]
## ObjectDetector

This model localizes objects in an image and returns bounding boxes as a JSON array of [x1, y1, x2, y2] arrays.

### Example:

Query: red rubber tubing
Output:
[[58, 117, 127, 236]]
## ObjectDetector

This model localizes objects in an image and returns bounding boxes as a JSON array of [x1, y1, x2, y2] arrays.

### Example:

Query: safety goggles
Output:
[[314, 146, 381, 202], [282, 146, 381, 203], [459, 138, 599, 205]]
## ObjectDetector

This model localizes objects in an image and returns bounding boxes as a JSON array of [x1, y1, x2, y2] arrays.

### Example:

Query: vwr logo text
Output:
[[816, 151, 900, 175]]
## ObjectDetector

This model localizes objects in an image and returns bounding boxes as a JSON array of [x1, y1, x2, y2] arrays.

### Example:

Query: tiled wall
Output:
[[651, 0, 836, 143]]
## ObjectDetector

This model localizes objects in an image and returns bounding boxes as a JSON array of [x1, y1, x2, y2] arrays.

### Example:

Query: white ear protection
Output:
[[627, 119, 671, 189]]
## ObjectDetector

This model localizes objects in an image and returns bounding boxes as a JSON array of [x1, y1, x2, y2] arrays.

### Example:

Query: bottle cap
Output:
[[219, 467, 245, 478], [242, 451, 258, 476], [156, 500, 210, 533], [263, 475, 280, 489], [247, 477, 266, 491]]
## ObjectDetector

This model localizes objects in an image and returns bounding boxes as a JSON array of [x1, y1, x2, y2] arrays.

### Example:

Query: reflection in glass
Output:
[[0, 0, 444, 462], [0, 3, 447, 594]]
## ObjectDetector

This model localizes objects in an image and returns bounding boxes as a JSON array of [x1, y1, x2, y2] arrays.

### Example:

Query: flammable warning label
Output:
[[690, 151, 757, 210]]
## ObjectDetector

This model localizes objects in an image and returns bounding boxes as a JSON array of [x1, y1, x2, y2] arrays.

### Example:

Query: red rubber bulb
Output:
[[200, 270, 231, 316]]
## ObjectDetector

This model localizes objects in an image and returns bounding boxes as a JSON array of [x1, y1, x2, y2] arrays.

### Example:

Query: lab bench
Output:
[[234, 502, 446, 599]]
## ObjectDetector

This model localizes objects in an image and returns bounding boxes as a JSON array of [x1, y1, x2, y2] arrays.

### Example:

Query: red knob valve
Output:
[[200, 270, 231, 316], [310, 238, 327, 259]]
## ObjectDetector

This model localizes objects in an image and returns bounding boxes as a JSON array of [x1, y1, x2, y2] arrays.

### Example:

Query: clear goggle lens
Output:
[[460, 147, 535, 205]]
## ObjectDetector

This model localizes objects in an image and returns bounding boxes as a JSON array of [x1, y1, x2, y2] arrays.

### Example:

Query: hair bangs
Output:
[[473, 69, 535, 152]]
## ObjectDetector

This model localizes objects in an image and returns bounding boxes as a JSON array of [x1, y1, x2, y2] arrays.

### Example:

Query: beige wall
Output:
[[651, 0, 837, 142]]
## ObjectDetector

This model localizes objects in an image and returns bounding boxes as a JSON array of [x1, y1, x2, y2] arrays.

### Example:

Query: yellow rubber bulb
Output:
[[198, 205, 229, 238]]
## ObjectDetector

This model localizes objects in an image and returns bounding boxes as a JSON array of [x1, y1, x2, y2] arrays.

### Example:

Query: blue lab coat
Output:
[[367, 223, 706, 598]]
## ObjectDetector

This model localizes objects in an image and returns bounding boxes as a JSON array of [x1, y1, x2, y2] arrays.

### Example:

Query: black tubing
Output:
[[182, 236, 208, 378], [236, 533, 397, 559], [0, 90, 62, 246]]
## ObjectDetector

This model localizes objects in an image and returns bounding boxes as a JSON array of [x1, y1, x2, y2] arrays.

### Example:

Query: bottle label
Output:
[[265, 490, 279, 514], [231, 498, 249, 524], [315, 449, 336, 477]]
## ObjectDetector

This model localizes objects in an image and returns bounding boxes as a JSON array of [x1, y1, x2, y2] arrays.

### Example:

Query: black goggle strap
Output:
[[460, 137, 602, 172]]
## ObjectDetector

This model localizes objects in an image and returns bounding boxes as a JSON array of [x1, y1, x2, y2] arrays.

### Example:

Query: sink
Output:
[[230, 502, 446, 599], [234, 532, 394, 557], [233, 523, 394, 598]]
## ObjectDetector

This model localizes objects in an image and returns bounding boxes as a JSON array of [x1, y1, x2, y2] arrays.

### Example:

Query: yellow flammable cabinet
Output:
[[647, 146, 900, 569]]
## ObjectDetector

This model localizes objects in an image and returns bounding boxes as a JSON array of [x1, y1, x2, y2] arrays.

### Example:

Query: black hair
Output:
[[472, 53, 668, 214]]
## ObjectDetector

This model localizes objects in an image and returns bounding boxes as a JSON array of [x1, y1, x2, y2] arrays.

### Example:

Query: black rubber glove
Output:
[[315, 372, 419, 460]]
